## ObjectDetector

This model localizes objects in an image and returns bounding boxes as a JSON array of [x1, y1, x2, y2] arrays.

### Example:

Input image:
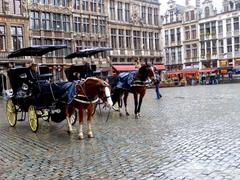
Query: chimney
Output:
[[196, 0, 200, 8]]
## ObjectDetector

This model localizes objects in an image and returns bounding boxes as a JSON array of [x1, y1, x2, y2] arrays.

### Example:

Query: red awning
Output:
[[199, 68, 217, 73], [154, 64, 165, 70], [181, 68, 199, 74], [166, 71, 182, 76], [112, 65, 136, 71]]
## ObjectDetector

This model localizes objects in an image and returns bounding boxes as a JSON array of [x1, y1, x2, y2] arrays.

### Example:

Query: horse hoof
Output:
[[126, 112, 130, 116], [119, 113, 122, 117], [67, 129, 73, 134], [88, 134, 94, 138], [79, 133, 84, 140], [135, 115, 139, 119]]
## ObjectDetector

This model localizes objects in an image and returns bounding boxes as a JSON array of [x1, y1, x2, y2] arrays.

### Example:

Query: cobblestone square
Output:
[[1, 84, 240, 179]]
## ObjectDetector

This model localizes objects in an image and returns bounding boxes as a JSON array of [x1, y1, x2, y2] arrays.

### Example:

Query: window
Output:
[[98, 0, 104, 13], [206, 41, 211, 56], [165, 30, 169, 46], [201, 42, 205, 57], [125, 3, 130, 22], [205, 7, 210, 18], [83, 17, 90, 33], [191, 25, 196, 39], [218, 40, 224, 54], [141, 6, 146, 24], [63, 15, 70, 32], [0, 26, 5, 50], [192, 44, 197, 58], [226, 18, 231, 33], [170, 11, 174, 23], [74, 0, 80, 9], [53, 13, 61, 30], [11, 26, 23, 50], [177, 28, 181, 44], [92, 19, 98, 34], [155, 33, 159, 50], [218, 20, 223, 33], [205, 23, 210, 36], [165, 50, 169, 64], [99, 19, 106, 34], [148, 7, 152, 25], [126, 30, 131, 49], [185, 12, 189, 21], [40, 0, 49, 4], [42, 12, 51, 30], [44, 38, 53, 56], [234, 37, 240, 52], [171, 48, 176, 62], [30, 11, 40, 29], [200, 23, 204, 38], [74, 17, 81, 32], [82, 0, 89, 11], [90, 0, 97, 12], [143, 32, 147, 50], [234, 17, 239, 31], [54, 0, 61, 6], [149, 32, 153, 50], [190, 10, 195, 20], [32, 38, 41, 45], [9, 0, 21, 15], [54, 39, 63, 57], [133, 31, 141, 50], [185, 27, 190, 40], [64, 40, 71, 56], [211, 22, 216, 36], [227, 38, 232, 52], [170, 29, 175, 43], [212, 40, 217, 55], [118, 29, 124, 49], [185, 45, 191, 59], [76, 40, 82, 51], [177, 48, 182, 62], [111, 29, 117, 48], [110, 0, 115, 20], [117, 2, 123, 21], [0, 0, 3, 13], [62, 0, 69, 7], [154, 8, 159, 26]]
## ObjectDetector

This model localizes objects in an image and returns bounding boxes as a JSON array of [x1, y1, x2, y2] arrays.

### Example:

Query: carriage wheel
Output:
[[28, 105, 38, 132], [70, 110, 77, 125], [6, 99, 17, 127]]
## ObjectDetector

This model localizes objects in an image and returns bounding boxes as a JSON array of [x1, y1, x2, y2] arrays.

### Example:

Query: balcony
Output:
[[135, 50, 142, 55], [120, 49, 125, 55]]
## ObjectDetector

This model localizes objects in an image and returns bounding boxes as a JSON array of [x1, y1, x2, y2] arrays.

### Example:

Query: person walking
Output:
[[155, 72, 162, 99]]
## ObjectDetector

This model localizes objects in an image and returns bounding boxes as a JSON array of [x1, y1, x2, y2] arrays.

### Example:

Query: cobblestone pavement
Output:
[[1, 84, 240, 179]]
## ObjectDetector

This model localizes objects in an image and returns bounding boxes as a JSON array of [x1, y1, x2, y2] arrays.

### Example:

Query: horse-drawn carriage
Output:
[[6, 45, 77, 132]]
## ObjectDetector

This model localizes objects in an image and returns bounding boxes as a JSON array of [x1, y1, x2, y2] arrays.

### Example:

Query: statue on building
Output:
[[21, 0, 28, 17], [3, 0, 9, 14]]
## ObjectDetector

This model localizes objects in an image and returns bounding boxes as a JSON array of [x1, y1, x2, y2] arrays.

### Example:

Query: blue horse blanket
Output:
[[116, 71, 136, 90]]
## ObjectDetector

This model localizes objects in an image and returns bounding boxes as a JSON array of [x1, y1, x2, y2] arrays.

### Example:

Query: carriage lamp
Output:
[[22, 83, 28, 91]]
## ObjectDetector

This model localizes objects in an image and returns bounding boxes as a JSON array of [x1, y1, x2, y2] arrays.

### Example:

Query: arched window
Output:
[[229, 1, 234, 10], [205, 7, 210, 17], [236, 3, 240, 10]]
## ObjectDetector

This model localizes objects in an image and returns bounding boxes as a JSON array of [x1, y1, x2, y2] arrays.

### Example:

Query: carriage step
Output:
[[17, 119, 25, 121]]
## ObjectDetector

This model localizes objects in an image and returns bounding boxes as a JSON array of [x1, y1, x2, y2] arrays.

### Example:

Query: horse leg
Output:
[[137, 95, 143, 118], [78, 107, 84, 139], [87, 105, 95, 138], [123, 91, 129, 116], [133, 93, 139, 119], [66, 105, 74, 133]]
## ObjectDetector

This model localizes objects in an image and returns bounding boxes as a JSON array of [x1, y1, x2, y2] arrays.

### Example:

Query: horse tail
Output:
[[111, 88, 123, 107]]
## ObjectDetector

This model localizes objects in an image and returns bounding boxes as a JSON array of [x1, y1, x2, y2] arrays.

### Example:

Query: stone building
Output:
[[162, 0, 184, 71], [0, 0, 30, 93], [28, 0, 110, 80], [108, 0, 163, 69]]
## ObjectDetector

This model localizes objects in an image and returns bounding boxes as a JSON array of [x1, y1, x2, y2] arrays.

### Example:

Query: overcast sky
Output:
[[160, 0, 223, 15]]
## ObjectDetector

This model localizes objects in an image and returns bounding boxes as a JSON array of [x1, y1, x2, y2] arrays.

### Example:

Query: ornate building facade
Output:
[[0, 0, 30, 92], [108, 0, 162, 66]]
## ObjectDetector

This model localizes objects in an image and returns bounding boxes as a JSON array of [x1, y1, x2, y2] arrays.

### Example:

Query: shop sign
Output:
[[220, 70, 227, 74], [220, 60, 227, 66]]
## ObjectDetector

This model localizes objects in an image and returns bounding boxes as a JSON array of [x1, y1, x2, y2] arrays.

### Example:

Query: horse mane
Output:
[[135, 64, 151, 81]]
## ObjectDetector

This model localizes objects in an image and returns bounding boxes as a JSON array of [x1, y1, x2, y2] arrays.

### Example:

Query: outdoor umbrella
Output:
[[65, 47, 113, 59], [8, 45, 67, 58]]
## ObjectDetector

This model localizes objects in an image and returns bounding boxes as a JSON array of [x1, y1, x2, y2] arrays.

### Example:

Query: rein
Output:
[[74, 82, 97, 104]]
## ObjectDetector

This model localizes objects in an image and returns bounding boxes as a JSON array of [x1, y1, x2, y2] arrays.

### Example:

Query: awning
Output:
[[112, 65, 136, 71], [166, 71, 182, 76], [154, 64, 165, 70], [199, 68, 217, 73], [181, 68, 199, 74]]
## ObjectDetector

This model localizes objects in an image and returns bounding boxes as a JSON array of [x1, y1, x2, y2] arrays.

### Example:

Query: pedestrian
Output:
[[155, 72, 162, 99]]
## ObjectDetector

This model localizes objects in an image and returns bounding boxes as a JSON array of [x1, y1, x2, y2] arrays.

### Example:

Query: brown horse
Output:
[[65, 77, 112, 139], [111, 64, 156, 118]]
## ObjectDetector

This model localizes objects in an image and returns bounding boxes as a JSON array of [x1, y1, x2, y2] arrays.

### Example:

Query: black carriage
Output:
[[6, 45, 77, 132]]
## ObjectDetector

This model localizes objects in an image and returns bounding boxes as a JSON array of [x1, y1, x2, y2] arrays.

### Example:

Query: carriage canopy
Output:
[[8, 45, 67, 58], [65, 47, 113, 59]]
